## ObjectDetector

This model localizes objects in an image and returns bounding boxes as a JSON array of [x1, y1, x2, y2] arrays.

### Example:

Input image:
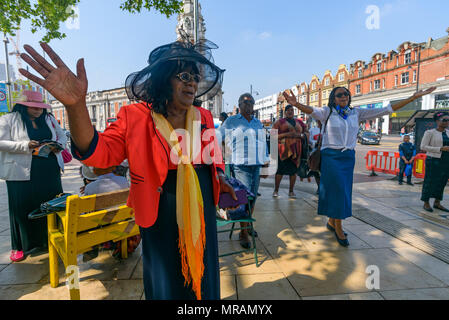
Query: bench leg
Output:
[[66, 256, 80, 300], [48, 240, 59, 288], [121, 239, 128, 259]]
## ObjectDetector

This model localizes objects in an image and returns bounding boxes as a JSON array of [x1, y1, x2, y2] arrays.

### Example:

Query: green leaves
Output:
[[119, 0, 183, 18], [0, 0, 80, 42], [0, 0, 183, 42]]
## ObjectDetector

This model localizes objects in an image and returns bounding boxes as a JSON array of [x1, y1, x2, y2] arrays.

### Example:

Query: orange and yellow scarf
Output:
[[152, 106, 205, 300]]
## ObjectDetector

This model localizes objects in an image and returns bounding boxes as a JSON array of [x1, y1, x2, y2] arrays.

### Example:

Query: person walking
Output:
[[282, 86, 436, 247], [398, 135, 416, 186], [218, 93, 270, 248], [420, 111, 449, 213], [271, 104, 308, 198], [0, 90, 67, 262], [19, 40, 237, 300]]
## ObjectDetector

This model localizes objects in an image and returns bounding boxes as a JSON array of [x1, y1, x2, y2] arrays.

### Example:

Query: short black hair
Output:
[[328, 87, 352, 109], [220, 112, 228, 120], [238, 93, 255, 105], [433, 111, 449, 122], [285, 104, 294, 111]]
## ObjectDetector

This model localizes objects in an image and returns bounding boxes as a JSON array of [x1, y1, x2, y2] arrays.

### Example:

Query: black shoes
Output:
[[423, 205, 434, 213], [434, 205, 449, 213]]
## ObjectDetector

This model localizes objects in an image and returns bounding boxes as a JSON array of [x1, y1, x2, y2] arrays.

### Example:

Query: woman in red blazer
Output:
[[20, 40, 236, 300]]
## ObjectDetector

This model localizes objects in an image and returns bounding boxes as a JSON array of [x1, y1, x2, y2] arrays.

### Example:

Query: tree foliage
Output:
[[0, 0, 183, 42]]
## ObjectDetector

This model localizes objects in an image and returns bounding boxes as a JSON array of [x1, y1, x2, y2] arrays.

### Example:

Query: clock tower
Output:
[[176, 1, 223, 118]]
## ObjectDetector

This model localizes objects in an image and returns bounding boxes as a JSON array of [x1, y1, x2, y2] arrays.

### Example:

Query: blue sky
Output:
[[3, 0, 449, 112]]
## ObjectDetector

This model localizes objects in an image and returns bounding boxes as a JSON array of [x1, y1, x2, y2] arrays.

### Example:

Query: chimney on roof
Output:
[[427, 37, 433, 47]]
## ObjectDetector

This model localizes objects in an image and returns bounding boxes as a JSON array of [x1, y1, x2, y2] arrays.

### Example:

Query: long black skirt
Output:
[[6, 155, 63, 253], [421, 157, 449, 202], [140, 166, 220, 300]]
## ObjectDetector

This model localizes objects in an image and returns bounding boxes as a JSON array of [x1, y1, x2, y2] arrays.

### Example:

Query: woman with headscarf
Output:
[[420, 111, 449, 212], [0, 90, 66, 262], [271, 104, 308, 198], [19, 40, 236, 300], [283, 86, 436, 247]]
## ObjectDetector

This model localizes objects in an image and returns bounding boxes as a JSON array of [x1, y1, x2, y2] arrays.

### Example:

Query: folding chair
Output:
[[216, 165, 259, 267]]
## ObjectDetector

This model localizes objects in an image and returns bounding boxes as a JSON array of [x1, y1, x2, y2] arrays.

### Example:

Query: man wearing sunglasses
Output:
[[217, 93, 269, 249]]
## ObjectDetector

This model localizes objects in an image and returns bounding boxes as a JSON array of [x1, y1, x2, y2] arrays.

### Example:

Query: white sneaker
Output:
[[289, 192, 297, 198], [272, 191, 279, 197]]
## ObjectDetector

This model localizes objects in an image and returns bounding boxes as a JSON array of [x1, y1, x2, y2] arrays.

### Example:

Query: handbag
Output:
[[28, 193, 73, 220], [307, 109, 332, 172]]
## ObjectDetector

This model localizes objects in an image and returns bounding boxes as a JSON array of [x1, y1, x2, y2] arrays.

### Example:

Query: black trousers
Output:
[[398, 160, 412, 184]]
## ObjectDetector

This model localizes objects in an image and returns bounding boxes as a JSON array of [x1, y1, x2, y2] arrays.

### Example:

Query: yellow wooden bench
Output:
[[47, 189, 140, 300]]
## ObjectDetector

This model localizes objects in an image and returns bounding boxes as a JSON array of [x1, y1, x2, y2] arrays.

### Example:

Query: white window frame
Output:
[[377, 62, 382, 73], [404, 51, 411, 64], [356, 84, 361, 94], [358, 69, 362, 78], [413, 70, 417, 82], [401, 72, 409, 85], [339, 73, 344, 82], [312, 82, 316, 90], [395, 75, 398, 86], [325, 78, 330, 86], [374, 80, 380, 90]]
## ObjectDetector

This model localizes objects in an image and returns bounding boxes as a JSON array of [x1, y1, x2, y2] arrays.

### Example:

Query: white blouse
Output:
[[311, 105, 393, 151]]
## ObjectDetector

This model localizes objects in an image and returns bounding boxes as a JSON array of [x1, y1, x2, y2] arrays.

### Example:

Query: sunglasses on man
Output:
[[241, 99, 255, 105], [440, 118, 449, 122], [335, 92, 350, 98], [176, 72, 202, 83]]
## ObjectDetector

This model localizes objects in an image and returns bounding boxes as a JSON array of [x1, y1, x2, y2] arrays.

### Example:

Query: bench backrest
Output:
[[63, 189, 134, 253]]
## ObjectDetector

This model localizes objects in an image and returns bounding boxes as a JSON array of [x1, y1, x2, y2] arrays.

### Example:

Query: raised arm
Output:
[[19, 42, 93, 153], [391, 87, 436, 111], [282, 90, 314, 115]]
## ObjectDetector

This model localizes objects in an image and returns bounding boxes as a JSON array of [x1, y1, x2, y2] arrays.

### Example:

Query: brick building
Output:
[[350, 28, 449, 133]]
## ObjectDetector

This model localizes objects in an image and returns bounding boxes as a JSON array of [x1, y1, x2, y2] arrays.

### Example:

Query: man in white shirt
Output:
[[83, 166, 129, 196]]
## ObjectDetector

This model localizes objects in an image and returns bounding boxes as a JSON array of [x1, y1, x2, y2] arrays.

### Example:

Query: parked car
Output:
[[358, 131, 381, 145]]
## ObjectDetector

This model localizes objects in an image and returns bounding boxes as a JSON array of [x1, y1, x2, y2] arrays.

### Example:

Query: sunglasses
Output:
[[440, 118, 449, 122], [335, 92, 349, 98], [176, 72, 202, 83], [241, 99, 255, 105]]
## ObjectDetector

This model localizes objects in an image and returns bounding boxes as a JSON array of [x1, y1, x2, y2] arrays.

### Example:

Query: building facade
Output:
[[51, 87, 133, 132], [350, 28, 449, 133]]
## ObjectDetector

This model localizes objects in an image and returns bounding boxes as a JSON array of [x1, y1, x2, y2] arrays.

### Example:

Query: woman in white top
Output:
[[283, 86, 436, 247], [420, 111, 449, 212], [0, 90, 67, 262]]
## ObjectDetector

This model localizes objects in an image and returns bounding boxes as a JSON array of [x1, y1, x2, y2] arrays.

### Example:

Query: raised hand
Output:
[[413, 86, 437, 99], [19, 43, 88, 108], [282, 90, 298, 106]]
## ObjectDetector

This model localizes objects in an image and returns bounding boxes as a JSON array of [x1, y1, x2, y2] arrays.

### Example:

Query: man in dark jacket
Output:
[[398, 135, 416, 185]]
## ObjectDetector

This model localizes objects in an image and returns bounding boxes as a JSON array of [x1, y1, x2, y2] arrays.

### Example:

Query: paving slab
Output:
[[391, 247, 449, 286], [275, 248, 445, 297], [220, 275, 237, 300], [343, 224, 412, 249], [293, 225, 372, 252], [303, 292, 384, 300], [0, 235, 12, 264], [380, 288, 449, 300], [236, 273, 300, 300]]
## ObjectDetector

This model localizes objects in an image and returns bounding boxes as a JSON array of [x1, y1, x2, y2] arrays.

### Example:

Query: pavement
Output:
[[1, 158, 449, 300]]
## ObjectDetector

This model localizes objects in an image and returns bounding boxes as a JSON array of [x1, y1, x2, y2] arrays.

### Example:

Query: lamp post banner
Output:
[[0, 83, 9, 112]]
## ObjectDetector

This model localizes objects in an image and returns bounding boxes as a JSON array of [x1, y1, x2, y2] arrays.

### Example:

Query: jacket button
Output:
[[157, 187, 163, 193]]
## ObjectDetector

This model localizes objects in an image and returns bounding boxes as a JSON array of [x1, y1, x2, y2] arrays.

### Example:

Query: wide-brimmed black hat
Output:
[[125, 39, 224, 103]]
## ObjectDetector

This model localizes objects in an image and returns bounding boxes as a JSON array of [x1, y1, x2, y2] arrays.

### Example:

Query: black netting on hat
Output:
[[125, 39, 224, 103]]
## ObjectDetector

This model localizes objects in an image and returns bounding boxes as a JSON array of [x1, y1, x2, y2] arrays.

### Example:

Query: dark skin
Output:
[[424, 115, 449, 211], [19, 42, 237, 208], [272, 107, 309, 195], [26, 106, 58, 152], [282, 86, 437, 241]]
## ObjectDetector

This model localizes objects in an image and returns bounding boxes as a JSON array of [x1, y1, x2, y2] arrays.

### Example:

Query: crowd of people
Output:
[[0, 36, 446, 301]]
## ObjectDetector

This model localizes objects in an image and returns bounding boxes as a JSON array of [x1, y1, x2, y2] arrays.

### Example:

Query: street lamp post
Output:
[[3, 33, 13, 111]]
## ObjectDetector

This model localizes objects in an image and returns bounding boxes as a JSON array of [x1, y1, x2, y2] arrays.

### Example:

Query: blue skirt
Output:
[[318, 148, 355, 220]]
